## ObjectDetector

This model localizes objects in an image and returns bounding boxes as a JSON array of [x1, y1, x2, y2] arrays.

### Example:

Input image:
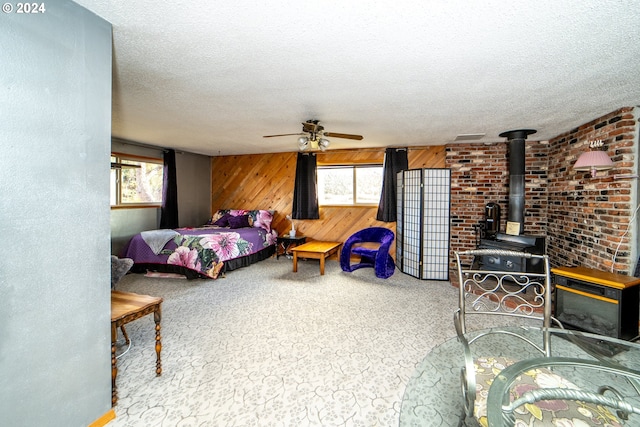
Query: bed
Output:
[[122, 209, 278, 279]]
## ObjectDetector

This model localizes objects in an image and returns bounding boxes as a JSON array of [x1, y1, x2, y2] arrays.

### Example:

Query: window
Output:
[[317, 164, 383, 206], [111, 153, 163, 207]]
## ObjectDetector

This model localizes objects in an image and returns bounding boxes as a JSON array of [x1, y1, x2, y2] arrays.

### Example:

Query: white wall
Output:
[[0, 2, 112, 425]]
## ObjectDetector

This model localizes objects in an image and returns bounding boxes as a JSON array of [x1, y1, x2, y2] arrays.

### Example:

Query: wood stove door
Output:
[[480, 253, 525, 272]]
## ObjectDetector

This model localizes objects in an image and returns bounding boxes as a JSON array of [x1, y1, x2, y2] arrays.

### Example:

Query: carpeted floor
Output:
[[110, 257, 461, 426]]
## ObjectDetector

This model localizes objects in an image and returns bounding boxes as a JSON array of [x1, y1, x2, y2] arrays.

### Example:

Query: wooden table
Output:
[[291, 241, 342, 275], [111, 290, 163, 406]]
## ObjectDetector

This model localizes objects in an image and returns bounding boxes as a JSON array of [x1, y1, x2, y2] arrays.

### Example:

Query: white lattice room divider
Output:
[[396, 168, 451, 280]]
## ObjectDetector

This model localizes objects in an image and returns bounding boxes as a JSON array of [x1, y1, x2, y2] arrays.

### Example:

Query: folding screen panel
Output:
[[396, 168, 451, 280], [396, 169, 422, 278]]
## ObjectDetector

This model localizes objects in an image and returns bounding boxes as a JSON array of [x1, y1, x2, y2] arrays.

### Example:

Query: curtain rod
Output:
[[111, 137, 183, 154], [312, 146, 435, 154]]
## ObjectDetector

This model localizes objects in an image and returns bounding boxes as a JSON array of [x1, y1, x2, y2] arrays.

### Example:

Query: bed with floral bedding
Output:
[[122, 209, 278, 279]]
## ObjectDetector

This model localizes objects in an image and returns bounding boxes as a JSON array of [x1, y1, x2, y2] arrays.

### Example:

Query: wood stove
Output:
[[475, 129, 546, 274]]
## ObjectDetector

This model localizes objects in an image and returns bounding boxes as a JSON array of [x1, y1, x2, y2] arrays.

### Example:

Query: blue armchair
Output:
[[340, 227, 395, 278]]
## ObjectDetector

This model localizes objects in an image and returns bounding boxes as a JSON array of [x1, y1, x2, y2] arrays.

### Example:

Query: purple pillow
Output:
[[213, 213, 232, 227], [228, 214, 251, 229]]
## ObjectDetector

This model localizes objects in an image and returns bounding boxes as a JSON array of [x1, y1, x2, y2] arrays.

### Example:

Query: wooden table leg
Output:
[[320, 255, 326, 275], [293, 252, 298, 272], [111, 323, 118, 406], [120, 326, 130, 345], [154, 307, 162, 376]]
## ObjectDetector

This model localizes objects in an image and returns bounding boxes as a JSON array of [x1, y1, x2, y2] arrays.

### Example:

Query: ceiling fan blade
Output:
[[263, 133, 305, 138], [323, 132, 364, 140]]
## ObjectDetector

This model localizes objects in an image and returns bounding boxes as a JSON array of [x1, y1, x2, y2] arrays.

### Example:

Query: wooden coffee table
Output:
[[291, 241, 342, 275], [111, 290, 163, 406]]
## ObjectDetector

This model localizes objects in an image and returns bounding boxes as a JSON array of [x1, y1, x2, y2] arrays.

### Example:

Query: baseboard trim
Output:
[[88, 409, 115, 427]]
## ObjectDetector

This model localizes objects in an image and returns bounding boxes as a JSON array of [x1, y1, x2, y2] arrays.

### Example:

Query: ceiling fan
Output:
[[263, 120, 364, 151]]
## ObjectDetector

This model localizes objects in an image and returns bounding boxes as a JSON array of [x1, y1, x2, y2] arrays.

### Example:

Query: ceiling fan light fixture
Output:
[[297, 136, 309, 151], [264, 120, 362, 152], [318, 138, 330, 151]]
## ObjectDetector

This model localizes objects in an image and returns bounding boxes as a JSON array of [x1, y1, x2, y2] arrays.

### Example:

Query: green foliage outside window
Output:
[[111, 155, 163, 206]]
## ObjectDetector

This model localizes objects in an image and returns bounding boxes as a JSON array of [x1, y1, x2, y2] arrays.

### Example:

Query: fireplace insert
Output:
[[552, 266, 640, 341]]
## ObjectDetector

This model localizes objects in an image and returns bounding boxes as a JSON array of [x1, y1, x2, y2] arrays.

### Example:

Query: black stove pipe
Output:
[[498, 129, 536, 235]]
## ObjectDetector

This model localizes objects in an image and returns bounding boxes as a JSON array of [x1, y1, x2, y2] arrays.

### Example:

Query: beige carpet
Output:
[[110, 257, 461, 426]]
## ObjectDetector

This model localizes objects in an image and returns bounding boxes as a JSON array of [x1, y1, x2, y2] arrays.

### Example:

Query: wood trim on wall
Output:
[[87, 409, 115, 427]]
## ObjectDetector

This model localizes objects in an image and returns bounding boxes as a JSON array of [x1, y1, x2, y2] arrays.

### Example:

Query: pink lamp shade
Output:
[[574, 150, 614, 177]]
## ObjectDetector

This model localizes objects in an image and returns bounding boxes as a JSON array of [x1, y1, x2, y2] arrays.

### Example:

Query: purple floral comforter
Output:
[[123, 226, 278, 279]]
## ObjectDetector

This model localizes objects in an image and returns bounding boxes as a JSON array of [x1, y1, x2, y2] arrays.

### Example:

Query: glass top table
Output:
[[400, 326, 640, 426]]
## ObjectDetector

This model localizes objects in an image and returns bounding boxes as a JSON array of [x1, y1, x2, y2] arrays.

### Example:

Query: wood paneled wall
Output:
[[211, 146, 446, 256]]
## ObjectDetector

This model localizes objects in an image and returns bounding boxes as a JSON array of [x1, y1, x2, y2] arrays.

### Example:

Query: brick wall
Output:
[[446, 106, 639, 275], [547, 107, 638, 273]]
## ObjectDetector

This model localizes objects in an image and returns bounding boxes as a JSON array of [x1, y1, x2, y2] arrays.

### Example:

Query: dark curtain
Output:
[[159, 149, 179, 229], [376, 147, 408, 222], [292, 152, 319, 219]]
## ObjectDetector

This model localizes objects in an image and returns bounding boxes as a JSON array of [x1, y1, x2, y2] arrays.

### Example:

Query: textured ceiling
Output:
[[75, 0, 640, 156]]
